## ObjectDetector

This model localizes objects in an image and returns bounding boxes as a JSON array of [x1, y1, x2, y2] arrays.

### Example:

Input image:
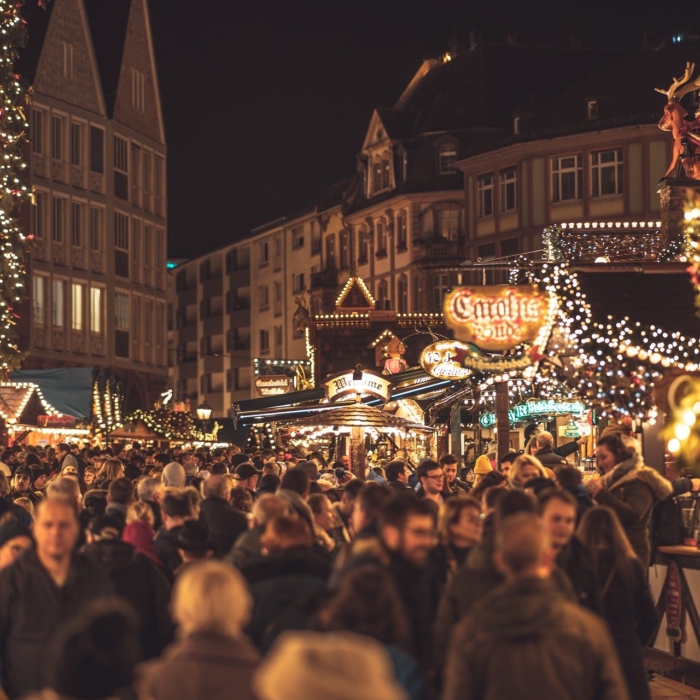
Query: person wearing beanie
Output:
[[163, 462, 186, 488], [0, 521, 32, 570], [473, 455, 493, 489], [231, 453, 250, 470], [254, 631, 407, 700]]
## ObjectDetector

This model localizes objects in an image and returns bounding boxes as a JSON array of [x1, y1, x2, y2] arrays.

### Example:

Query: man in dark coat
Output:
[[534, 432, 567, 468], [155, 490, 195, 575], [83, 514, 174, 659], [0, 498, 113, 698], [443, 513, 630, 700], [199, 475, 248, 557], [385, 459, 412, 492], [440, 454, 470, 496]]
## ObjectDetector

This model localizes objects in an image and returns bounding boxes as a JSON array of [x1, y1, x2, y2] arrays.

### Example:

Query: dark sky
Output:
[[148, 0, 684, 258]]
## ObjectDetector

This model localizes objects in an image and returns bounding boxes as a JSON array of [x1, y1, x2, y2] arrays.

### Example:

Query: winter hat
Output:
[[254, 631, 407, 700], [122, 521, 162, 567], [176, 519, 213, 553], [474, 455, 493, 475], [13, 465, 33, 480], [0, 520, 31, 548], [231, 453, 250, 469], [234, 462, 261, 481], [61, 454, 79, 470], [162, 462, 186, 488]]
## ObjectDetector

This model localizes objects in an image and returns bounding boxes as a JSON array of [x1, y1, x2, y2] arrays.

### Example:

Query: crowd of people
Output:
[[0, 429, 689, 700]]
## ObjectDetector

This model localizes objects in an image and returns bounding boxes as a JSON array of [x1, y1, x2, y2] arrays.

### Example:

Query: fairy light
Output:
[[334, 276, 375, 307]]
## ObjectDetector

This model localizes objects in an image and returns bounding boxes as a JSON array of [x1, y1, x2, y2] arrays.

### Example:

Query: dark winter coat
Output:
[[443, 577, 630, 700], [154, 525, 184, 575], [224, 526, 263, 570], [0, 550, 113, 698], [199, 497, 249, 558], [595, 553, 657, 700], [556, 537, 601, 613], [137, 632, 259, 700], [595, 455, 673, 567], [82, 538, 174, 659], [535, 447, 567, 467]]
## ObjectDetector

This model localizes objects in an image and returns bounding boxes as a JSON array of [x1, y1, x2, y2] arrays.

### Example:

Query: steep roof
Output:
[[16, 1, 54, 83]]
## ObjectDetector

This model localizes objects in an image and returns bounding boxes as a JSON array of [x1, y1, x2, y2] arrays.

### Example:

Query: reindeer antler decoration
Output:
[[655, 62, 699, 100]]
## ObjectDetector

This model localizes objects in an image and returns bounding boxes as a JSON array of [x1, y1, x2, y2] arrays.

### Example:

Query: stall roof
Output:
[[10, 368, 93, 418]]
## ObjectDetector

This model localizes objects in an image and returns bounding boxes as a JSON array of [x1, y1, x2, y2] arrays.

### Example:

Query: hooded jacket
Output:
[[443, 577, 630, 700], [595, 452, 673, 567]]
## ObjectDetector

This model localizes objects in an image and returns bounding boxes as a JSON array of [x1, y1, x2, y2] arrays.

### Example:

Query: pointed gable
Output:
[[112, 0, 164, 143], [32, 0, 105, 115], [336, 277, 375, 311]]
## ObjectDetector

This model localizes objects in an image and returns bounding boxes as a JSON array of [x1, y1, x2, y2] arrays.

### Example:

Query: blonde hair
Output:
[[127, 500, 154, 526], [509, 455, 547, 487], [95, 458, 123, 483], [172, 560, 252, 637], [13, 497, 35, 519]]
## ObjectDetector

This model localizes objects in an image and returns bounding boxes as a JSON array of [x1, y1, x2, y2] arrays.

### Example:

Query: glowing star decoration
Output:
[[444, 285, 549, 351]]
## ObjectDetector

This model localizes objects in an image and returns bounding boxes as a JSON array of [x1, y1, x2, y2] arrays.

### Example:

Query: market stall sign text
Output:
[[444, 285, 549, 351], [255, 375, 292, 397], [419, 341, 477, 379], [324, 369, 391, 403], [479, 400, 586, 428]]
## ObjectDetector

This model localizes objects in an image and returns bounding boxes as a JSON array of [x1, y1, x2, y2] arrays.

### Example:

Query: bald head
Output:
[[495, 513, 553, 579], [536, 432, 553, 449], [203, 475, 232, 501]]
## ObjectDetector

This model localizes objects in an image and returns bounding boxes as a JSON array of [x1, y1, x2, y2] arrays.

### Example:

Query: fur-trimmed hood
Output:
[[606, 454, 673, 502]]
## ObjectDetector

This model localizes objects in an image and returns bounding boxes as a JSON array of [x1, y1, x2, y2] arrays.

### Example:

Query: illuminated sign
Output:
[[479, 399, 586, 429], [324, 369, 391, 403], [419, 341, 476, 379], [444, 285, 549, 351], [37, 414, 77, 429], [255, 376, 292, 397]]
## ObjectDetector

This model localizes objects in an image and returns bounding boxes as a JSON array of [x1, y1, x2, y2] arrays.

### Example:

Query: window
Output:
[[513, 116, 520, 135], [70, 122, 83, 166], [200, 375, 212, 394], [71, 201, 84, 247], [478, 243, 496, 259], [274, 325, 283, 348], [326, 236, 336, 270], [260, 241, 269, 264], [292, 273, 305, 293], [382, 159, 391, 188], [132, 296, 141, 342], [260, 329, 270, 353], [397, 274, 408, 313], [591, 148, 623, 197], [52, 196, 65, 242], [477, 174, 494, 218], [131, 144, 142, 199], [32, 108, 45, 155], [373, 160, 383, 192], [114, 135, 129, 200], [432, 273, 451, 309], [587, 100, 598, 120], [437, 209, 460, 240], [131, 69, 145, 112], [376, 221, 387, 254], [115, 292, 130, 329], [71, 282, 84, 331], [144, 225, 152, 267], [439, 143, 458, 174], [377, 280, 389, 309], [154, 156, 165, 198], [274, 236, 282, 258], [143, 150, 152, 195], [259, 285, 269, 310], [90, 126, 104, 173], [358, 228, 369, 262], [155, 302, 164, 346], [310, 221, 321, 255], [145, 299, 153, 345], [62, 42, 73, 78], [292, 227, 304, 249], [500, 167, 517, 213], [551, 155, 582, 202], [396, 213, 407, 250], [51, 115, 64, 160], [52, 279, 64, 327], [32, 275, 45, 325], [340, 231, 349, 269], [89, 206, 103, 251], [32, 191, 46, 238], [114, 212, 129, 250], [132, 219, 141, 264], [500, 238, 519, 258], [155, 228, 163, 270], [274, 281, 282, 302], [90, 287, 102, 333]]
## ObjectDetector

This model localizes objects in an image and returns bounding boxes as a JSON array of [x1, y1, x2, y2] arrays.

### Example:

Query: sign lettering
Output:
[[255, 375, 292, 397], [479, 400, 586, 429], [324, 369, 392, 403], [419, 341, 477, 380]]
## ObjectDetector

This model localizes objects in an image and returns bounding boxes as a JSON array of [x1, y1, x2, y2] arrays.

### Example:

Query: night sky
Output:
[[148, 0, 684, 258]]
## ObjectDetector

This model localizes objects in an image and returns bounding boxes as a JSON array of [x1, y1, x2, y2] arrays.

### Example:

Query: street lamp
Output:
[[197, 398, 212, 435]]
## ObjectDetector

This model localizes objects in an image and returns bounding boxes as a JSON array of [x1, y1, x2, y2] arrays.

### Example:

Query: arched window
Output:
[[397, 275, 408, 313], [376, 220, 387, 255], [377, 279, 389, 310]]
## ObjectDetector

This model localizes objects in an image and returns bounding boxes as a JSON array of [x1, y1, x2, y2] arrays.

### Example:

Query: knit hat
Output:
[[61, 454, 79, 470], [0, 520, 32, 548], [254, 631, 407, 700], [162, 462, 186, 488], [176, 519, 214, 553], [474, 455, 493, 475]]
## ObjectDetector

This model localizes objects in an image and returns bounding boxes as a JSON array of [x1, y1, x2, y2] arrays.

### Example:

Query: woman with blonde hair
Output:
[[127, 500, 154, 527], [137, 561, 259, 700], [508, 454, 548, 489], [93, 458, 124, 489]]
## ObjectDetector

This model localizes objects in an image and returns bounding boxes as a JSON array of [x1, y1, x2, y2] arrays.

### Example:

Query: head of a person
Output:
[[483, 485, 507, 516], [83, 467, 97, 486], [494, 513, 555, 580], [308, 493, 334, 532], [87, 514, 124, 543], [379, 495, 438, 568], [308, 451, 327, 469], [439, 496, 483, 549], [509, 455, 546, 488], [12, 466, 33, 493], [0, 520, 32, 569], [97, 458, 125, 483], [524, 477, 558, 499], [538, 489, 577, 551], [494, 490, 537, 529], [234, 462, 260, 491], [209, 462, 229, 476], [384, 459, 408, 484], [525, 436, 539, 456], [34, 498, 81, 561], [469, 469, 507, 501], [193, 451, 207, 469], [596, 433, 634, 474], [498, 450, 519, 477], [56, 443, 71, 460], [126, 500, 154, 526], [13, 496, 35, 520], [258, 473, 281, 495], [340, 454, 350, 469], [231, 485, 254, 513], [296, 460, 319, 483], [536, 432, 554, 452], [473, 455, 493, 483], [577, 505, 636, 577], [111, 443, 126, 460], [162, 462, 186, 488], [251, 494, 291, 529], [261, 449, 277, 465], [554, 464, 583, 492], [46, 477, 82, 512], [108, 477, 135, 506], [280, 467, 311, 498], [0, 472, 9, 498], [137, 476, 164, 504], [416, 459, 444, 496], [60, 458, 80, 478], [439, 454, 460, 484], [261, 515, 313, 554], [161, 490, 193, 529], [177, 519, 214, 562], [203, 474, 232, 502], [351, 482, 391, 534]]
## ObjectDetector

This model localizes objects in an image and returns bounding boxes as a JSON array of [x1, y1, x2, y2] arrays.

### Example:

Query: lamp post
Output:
[[197, 398, 212, 437]]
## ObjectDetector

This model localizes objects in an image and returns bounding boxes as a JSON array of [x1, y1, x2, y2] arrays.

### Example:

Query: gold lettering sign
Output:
[[444, 285, 548, 351], [324, 369, 392, 403]]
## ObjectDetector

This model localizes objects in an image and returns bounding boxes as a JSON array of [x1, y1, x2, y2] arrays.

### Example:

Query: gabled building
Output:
[[18, 0, 168, 412]]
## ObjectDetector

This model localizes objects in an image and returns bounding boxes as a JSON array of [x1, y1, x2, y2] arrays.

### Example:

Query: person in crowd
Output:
[[234, 462, 261, 496], [199, 475, 249, 557], [225, 495, 292, 570], [254, 630, 407, 700], [601, 412, 634, 439], [350, 481, 392, 539], [433, 496, 483, 583], [333, 478, 363, 532], [232, 485, 255, 514], [0, 498, 113, 698], [415, 459, 444, 505], [137, 560, 260, 700], [50, 443, 71, 473], [443, 513, 630, 700], [508, 454, 549, 489], [315, 565, 424, 700], [137, 476, 164, 531], [555, 463, 594, 522], [209, 462, 229, 476], [12, 496, 34, 520], [524, 435, 540, 457], [258, 473, 281, 495], [386, 459, 412, 492], [46, 477, 83, 517], [308, 493, 337, 554], [0, 520, 32, 570], [242, 515, 331, 652], [9, 466, 42, 505], [83, 466, 97, 487], [278, 467, 315, 532], [538, 490, 600, 613], [155, 490, 196, 575], [105, 477, 135, 529], [440, 454, 470, 496], [175, 519, 215, 576], [472, 454, 493, 489], [123, 516, 163, 571], [297, 459, 319, 483], [468, 470, 507, 503], [162, 462, 186, 488], [587, 434, 673, 567], [82, 514, 173, 659], [0, 449, 17, 476], [93, 458, 124, 490], [497, 450, 519, 478], [534, 431, 567, 467]]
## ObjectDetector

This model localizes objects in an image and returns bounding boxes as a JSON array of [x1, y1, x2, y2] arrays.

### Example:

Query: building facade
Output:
[[20, 0, 168, 411]]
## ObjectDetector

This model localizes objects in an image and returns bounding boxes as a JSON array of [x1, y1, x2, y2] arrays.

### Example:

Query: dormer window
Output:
[[439, 143, 458, 174], [370, 152, 392, 194], [373, 160, 383, 192], [587, 100, 598, 120]]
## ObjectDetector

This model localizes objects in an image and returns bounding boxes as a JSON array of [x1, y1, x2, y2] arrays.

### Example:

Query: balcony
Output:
[[203, 315, 223, 337], [229, 266, 251, 287], [411, 238, 465, 262], [202, 276, 223, 297], [310, 270, 339, 290]]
